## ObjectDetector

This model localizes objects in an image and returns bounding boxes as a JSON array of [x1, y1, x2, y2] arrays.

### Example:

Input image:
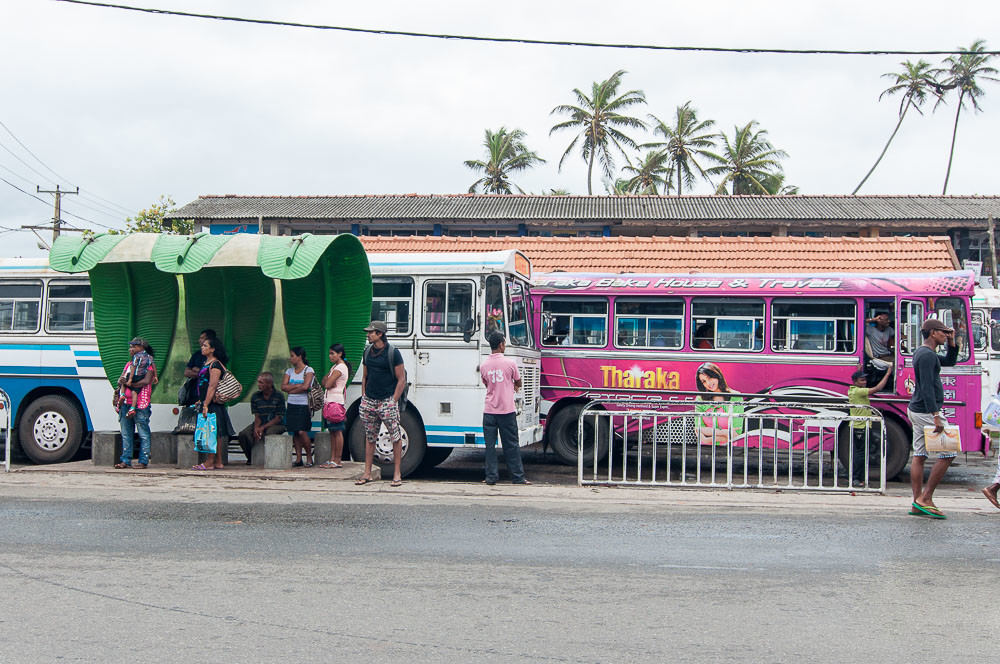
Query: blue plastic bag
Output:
[[194, 412, 217, 454]]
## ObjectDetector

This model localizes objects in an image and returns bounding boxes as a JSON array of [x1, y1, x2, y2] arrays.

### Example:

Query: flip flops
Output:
[[355, 477, 373, 485], [318, 461, 342, 469], [190, 463, 212, 471], [390, 480, 403, 487], [911, 502, 946, 519], [982, 488, 1000, 510]]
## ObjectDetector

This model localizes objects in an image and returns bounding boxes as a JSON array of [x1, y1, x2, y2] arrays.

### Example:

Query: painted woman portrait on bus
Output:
[[694, 363, 745, 446]]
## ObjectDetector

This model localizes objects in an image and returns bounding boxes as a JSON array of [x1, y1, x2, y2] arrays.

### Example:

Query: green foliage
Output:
[[107, 196, 194, 235], [705, 121, 788, 195], [465, 127, 545, 194], [550, 70, 647, 195], [645, 102, 717, 194], [934, 40, 999, 194], [621, 150, 674, 195]]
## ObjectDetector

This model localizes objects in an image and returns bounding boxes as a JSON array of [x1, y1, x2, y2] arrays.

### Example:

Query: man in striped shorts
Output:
[[356, 321, 406, 487]]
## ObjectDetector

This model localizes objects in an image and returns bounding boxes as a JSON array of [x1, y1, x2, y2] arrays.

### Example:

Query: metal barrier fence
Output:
[[578, 398, 886, 493], [1, 389, 11, 473]]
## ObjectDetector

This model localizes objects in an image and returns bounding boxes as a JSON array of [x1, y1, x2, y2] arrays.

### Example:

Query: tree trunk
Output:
[[853, 103, 909, 194], [677, 165, 683, 196], [942, 92, 964, 195], [587, 150, 595, 195]]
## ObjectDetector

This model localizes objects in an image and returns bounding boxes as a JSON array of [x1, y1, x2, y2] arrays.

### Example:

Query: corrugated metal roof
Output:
[[357, 235, 960, 273], [170, 194, 1000, 223]]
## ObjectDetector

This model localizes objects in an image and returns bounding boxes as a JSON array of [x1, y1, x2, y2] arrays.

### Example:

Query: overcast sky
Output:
[[1, 0, 998, 256]]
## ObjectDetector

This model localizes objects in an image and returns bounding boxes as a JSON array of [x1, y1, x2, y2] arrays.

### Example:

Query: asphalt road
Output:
[[2, 489, 999, 663]]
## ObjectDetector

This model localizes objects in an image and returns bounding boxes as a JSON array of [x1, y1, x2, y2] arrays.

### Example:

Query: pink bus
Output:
[[532, 271, 983, 479]]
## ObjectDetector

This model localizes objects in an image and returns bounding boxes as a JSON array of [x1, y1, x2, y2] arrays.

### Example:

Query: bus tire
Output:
[[837, 418, 909, 482], [547, 403, 609, 466], [418, 446, 453, 470], [17, 395, 84, 464], [347, 408, 426, 479]]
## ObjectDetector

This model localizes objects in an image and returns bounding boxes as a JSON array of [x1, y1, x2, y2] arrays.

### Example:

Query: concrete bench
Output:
[[312, 431, 332, 466], [250, 433, 293, 470], [175, 434, 229, 469], [93, 430, 175, 466]]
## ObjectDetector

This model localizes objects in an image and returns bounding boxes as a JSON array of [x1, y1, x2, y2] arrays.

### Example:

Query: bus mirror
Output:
[[463, 317, 477, 343]]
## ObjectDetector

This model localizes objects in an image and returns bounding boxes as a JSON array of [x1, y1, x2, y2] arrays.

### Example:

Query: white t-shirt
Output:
[[285, 365, 314, 406], [324, 363, 349, 405]]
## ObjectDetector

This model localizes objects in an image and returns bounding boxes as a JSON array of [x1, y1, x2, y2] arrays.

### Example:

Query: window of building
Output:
[[371, 278, 414, 336], [771, 299, 856, 353], [46, 282, 95, 333], [690, 298, 764, 351], [614, 298, 684, 349], [424, 281, 475, 335], [0, 281, 42, 332], [541, 298, 608, 347]]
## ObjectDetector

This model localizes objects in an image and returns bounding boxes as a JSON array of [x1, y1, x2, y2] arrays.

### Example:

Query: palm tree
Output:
[[852, 60, 939, 194], [705, 121, 788, 195], [550, 70, 647, 195], [761, 173, 799, 195], [934, 40, 999, 194], [644, 102, 717, 194], [621, 150, 673, 195], [464, 127, 545, 194]]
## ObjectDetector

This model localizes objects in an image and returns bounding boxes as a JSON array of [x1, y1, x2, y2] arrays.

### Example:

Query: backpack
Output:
[[364, 341, 409, 411]]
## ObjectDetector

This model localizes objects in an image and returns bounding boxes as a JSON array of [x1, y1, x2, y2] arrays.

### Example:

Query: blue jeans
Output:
[[483, 412, 525, 483], [119, 406, 151, 465]]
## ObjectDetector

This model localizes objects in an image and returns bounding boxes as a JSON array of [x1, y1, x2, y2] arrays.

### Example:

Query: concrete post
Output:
[[313, 432, 332, 466], [150, 432, 176, 465], [92, 431, 122, 466], [264, 434, 293, 470], [250, 438, 266, 466], [175, 434, 198, 469]]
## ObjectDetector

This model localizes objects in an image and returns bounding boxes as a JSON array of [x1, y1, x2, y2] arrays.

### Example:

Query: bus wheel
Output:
[[17, 395, 84, 464], [418, 446, 453, 471], [836, 418, 909, 482], [347, 409, 427, 479], [547, 404, 609, 466]]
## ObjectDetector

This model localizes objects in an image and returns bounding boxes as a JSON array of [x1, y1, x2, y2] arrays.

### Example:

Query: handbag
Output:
[[213, 363, 243, 403], [323, 401, 346, 423], [194, 412, 218, 454], [307, 372, 325, 414]]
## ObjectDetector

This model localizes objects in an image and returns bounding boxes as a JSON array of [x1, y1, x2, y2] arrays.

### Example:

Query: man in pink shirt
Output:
[[480, 331, 530, 485]]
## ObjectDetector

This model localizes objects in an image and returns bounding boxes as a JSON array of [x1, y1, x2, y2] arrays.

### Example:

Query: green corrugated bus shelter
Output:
[[49, 232, 372, 403]]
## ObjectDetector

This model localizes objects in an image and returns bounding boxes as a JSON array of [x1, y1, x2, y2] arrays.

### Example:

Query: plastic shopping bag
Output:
[[983, 395, 1000, 429], [194, 412, 218, 454]]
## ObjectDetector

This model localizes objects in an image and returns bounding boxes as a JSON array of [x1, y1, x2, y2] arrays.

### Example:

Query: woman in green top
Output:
[[694, 363, 744, 446]]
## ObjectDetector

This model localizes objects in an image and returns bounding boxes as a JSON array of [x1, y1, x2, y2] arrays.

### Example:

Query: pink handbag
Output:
[[323, 401, 346, 423]]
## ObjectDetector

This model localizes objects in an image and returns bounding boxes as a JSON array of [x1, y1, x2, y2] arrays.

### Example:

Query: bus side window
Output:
[[899, 300, 924, 355], [424, 281, 474, 335], [485, 275, 504, 335], [771, 299, 856, 353], [691, 298, 764, 351], [0, 281, 42, 332], [372, 278, 414, 335], [46, 282, 94, 333], [541, 298, 608, 347], [971, 309, 988, 353]]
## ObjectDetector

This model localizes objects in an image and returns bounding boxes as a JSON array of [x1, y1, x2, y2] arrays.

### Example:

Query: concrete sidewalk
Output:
[[3, 458, 999, 518]]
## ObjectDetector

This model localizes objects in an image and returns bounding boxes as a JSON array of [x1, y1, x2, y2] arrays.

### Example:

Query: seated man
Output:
[[237, 372, 287, 463]]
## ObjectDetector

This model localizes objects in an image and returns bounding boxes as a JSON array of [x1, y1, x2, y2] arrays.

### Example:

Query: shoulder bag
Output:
[[212, 362, 243, 404], [306, 371, 325, 414]]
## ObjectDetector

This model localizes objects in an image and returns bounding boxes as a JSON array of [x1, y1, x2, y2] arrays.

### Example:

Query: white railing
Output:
[[578, 398, 886, 493], [1, 388, 11, 473]]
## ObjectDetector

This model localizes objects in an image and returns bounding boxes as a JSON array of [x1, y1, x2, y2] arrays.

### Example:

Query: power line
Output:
[[1, 175, 115, 230], [0, 141, 57, 187], [53, 0, 1000, 56], [0, 118, 136, 216]]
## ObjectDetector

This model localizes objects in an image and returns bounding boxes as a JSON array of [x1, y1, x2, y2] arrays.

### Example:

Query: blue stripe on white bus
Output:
[[0, 344, 72, 351], [75, 360, 104, 368], [0, 365, 78, 375], [73, 350, 101, 356]]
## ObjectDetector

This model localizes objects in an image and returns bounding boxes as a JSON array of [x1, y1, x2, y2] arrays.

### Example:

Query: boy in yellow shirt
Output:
[[847, 367, 890, 487]]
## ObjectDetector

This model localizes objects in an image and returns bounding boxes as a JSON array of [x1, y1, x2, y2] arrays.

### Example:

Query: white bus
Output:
[[972, 288, 1000, 420], [351, 251, 543, 477], [1, 250, 543, 473]]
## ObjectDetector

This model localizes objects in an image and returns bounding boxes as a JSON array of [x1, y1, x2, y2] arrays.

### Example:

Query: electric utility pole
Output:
[[35, 185, 79, 243]]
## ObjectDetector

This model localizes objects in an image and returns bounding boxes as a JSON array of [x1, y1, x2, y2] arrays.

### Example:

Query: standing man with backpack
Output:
[[356, 321, 406, 487]]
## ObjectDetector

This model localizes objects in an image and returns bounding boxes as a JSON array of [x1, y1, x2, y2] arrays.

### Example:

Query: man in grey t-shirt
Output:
[[864, 312, 895, 361]]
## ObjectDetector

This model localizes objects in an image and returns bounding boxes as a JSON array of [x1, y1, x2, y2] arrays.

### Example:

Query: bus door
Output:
[[897, 299, 924, 395], [416, 278, 479, 387]]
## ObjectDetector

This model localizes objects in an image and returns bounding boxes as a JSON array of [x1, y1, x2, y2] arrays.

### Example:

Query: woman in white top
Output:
[[281, 346, 315, 467], [318, 343, 351, 468]]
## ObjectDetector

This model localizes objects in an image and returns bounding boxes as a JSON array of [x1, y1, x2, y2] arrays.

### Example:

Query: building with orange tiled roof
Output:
[[168, 193, 1000, 268], [357, 235, 959, 273]]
